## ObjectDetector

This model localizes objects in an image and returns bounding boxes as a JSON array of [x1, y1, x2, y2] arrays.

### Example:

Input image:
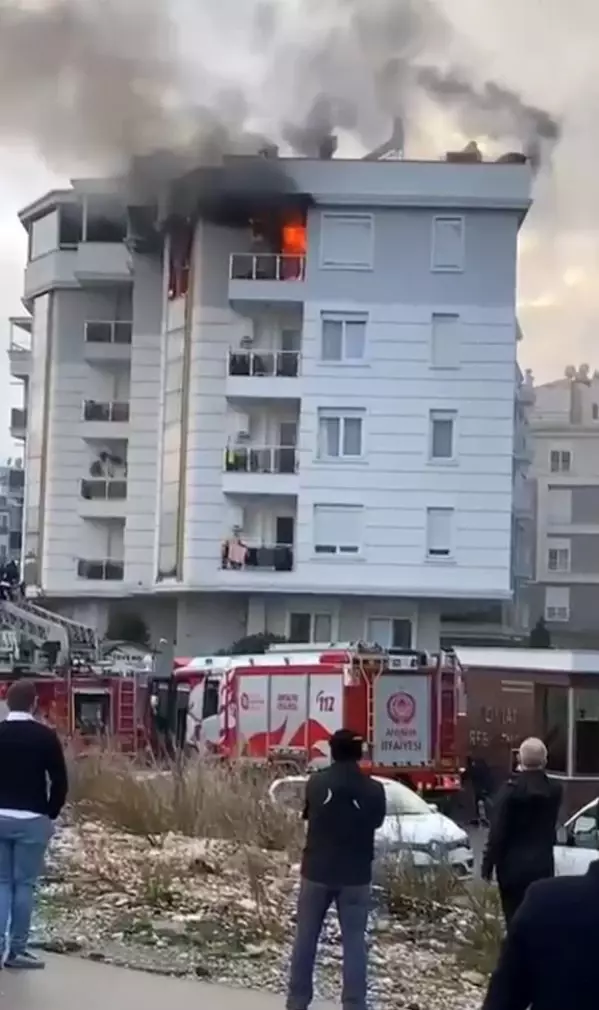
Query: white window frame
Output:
[[547, 540, 571, 573], [320, 313, 368, 364], [426, 506, 454, 561], [317, 409, 365, 461], [429, 410, 457, 463], [319, 212, 374, 270], [430, 312, 461, 370], [431, 215, 465, 272], [544, 586, 570, 622], [286, 611, 337, 643], [313, 504, 363, 557], [365, 616, 414, 649], [549, 449, 572, 474]]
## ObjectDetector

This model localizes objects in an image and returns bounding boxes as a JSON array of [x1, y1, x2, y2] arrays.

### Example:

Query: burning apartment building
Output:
[[9, 134, 535, 655]]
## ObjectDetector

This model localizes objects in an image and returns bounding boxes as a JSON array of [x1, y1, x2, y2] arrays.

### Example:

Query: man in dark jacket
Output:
[[286, 729, 386, 1010], [481, 737, 562, 925], [0, 679, 68, 969], [482, 858, 599, 1010]]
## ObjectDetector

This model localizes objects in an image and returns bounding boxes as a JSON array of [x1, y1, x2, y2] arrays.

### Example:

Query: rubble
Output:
[[33, 824, 489, 1009]]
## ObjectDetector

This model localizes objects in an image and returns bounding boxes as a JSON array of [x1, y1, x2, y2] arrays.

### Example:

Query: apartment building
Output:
[[0, 459, 24, 565], [10, 145, 532, 654], [528, 368, 599, 646]]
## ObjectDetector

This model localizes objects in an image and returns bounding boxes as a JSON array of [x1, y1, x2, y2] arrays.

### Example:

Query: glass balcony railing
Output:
[[82, 400, 130, 423], [229, 253, 305, 282], [221, 539, 294, 572], [228, 349, 299, 378], [80, 479, 127, 501], [77, 559, 124, 581], [224, 445, 298, 475], [85, 320, 133, 345]]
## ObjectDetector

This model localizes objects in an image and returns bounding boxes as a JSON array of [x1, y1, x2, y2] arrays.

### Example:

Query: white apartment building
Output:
[[10, 147, 532, 655], [529, 367, 599, 647]]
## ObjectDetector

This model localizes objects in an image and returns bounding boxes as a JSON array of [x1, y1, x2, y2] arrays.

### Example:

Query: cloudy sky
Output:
[[1, 0, 597, 458]]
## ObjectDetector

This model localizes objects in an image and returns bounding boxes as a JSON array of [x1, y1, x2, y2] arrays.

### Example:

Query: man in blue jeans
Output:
[[0, 678, 68, 969], [287, 729, 386, 1010]]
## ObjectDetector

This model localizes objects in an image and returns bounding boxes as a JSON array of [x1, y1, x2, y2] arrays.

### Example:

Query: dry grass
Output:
[[378, 851, 466, 921], [453, 882, 504, 975], [67, 751, 303, 853]]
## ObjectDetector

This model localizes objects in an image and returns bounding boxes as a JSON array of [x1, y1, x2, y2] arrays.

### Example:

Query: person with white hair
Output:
[[482, 737, 562, 925]]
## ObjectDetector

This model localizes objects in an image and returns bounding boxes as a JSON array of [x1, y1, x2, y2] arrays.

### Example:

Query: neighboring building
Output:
[[0, 459, 24, 566], [529, 366, 599, 647], [9, 145, 532, 654]]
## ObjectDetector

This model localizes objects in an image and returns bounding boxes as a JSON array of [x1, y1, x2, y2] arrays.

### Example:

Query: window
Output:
[[432, 216, 465, 271], [318, 410, 364, 459], [426, 507, 454, 559], [366, 617, 413, 649], [574, 689, 599, 775], [544, 585, 570, 622], [288, 612, 333, 643], [566, 804, 599, 848], [431, 313, 461, 369], [547, 541, 570, 572], [29, 210, 59, 260], [550, 449, 571, 473], [321, 314, 367, 362], [593, 403, 599, 421], [547, 487, 571, 524], [430, 410, 456, 461], [320, 213, 373, 269], [536, 684, 568, 773], [313, 504, 363, 555]]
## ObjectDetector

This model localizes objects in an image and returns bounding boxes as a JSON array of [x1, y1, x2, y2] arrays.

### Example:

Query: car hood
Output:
[[376, 811, 469, 847]]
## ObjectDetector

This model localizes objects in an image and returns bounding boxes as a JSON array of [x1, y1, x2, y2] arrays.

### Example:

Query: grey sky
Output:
[[0, 0, 596, 457]]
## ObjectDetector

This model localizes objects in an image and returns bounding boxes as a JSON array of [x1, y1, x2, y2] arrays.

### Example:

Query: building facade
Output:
[[0, 460, 24, 566], [10, 152, 532, 654], [528, 368, 599, 647]]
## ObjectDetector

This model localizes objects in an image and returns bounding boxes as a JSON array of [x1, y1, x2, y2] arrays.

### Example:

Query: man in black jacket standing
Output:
[[481, 737, 562, 925], [0, 679, 68, 969], [286, 729, 386, 1010]]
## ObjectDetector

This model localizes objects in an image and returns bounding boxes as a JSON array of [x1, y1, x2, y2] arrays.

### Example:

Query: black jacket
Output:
[[0, 717, 68, 820], [482, 860, 599, 1010], [481, 770, 561, 888], [300, 763, 386, 887]]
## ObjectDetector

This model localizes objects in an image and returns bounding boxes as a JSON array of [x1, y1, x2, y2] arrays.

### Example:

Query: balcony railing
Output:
[[222, 539, 294, 572], [229, 254, 305, 282], [77, 559, 124, 581], [10, 408, 27, 429], [82, 400, 130, 423], [224, 445, 298, 475], [228, 349, 299, 378], [81, 479, 127, 501], [85, 320, 133, 345]]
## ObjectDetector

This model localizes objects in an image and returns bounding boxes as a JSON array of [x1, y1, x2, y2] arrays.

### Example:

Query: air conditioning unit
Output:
[[236, 430, 250, 443]]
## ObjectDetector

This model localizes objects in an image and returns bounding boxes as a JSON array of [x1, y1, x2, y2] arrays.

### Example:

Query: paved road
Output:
[[0, 955, 337, 1009]]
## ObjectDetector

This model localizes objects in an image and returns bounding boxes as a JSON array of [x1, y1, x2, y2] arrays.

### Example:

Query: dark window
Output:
[[574, 688, 599, 774], [289, 613, 311, 643], [59, 204, 83, 247], [536, 684, 568, 773]]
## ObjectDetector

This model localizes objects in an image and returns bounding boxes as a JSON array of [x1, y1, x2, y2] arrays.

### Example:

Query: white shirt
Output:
[[0, 711, 39, 819]]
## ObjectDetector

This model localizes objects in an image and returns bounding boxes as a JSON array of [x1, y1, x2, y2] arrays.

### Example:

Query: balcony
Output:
[[81, 399, 130, 438], [226, 348, 300, 401], [223, 444, 299, 496], [80, 479, 127, 518], [74, 242, 132, 285], [219, 538, 295, 588], [84, 320, 132, 362], [77, 559, 124, 581], [10, 408, 27, 441], [23, 248, 78, 302], [229, 254, 306, 305], [8, 319, 32, 379]]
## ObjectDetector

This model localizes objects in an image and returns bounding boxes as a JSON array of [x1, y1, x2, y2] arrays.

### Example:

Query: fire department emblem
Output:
[[387, 692, 416, 726], [240, 693, 250, 710]]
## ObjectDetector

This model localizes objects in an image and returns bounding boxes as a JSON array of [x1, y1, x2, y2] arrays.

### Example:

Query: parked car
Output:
[[268, 774, 474, 878], [554, 796, 599, 875]]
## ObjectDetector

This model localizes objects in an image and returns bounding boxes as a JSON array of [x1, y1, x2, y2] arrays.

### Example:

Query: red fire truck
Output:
[[171, 643, 464, 799]]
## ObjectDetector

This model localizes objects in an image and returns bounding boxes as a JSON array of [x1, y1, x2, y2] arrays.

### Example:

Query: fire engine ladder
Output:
[[0, 598, 98, 664], [116, 676, 138, 750]]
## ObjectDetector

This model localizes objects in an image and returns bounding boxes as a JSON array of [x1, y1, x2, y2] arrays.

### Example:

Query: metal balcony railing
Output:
[[228, 349, 299, 378], [229, 253, 305, 282], [77, 559, 124, 581], [224, 445, 298, 475], [85, 320, 133, 345], [82, 400, 130, 422], [222, 540, 294, 572], [81, 479, 127, 501]]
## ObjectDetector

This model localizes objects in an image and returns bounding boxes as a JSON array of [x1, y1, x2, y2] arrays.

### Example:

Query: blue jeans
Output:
[[287, 877, 371, 1010], [0, 816, 53, 958]]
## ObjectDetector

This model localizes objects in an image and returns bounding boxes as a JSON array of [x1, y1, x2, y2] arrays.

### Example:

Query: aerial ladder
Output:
[[0, 597, 98, 665]]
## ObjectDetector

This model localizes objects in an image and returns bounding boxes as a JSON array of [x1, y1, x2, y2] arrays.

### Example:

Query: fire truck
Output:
[[167, 643, 464, 799]]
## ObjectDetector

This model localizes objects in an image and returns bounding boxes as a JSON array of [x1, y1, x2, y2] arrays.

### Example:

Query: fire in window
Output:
[[168, 223, 193, 301]]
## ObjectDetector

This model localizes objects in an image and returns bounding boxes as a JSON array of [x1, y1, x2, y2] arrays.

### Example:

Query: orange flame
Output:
[[282, 221, 306, 256]]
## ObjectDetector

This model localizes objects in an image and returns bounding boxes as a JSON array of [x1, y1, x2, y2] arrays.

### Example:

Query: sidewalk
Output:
[[0, 954, 337, 1009]]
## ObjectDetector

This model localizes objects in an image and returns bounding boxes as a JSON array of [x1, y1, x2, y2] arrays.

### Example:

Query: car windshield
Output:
[[270, 779, 306, 813], [379, 780, 431, 816]]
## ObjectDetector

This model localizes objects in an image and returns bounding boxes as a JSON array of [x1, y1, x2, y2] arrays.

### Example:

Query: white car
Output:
[[269, 774, 474, 878], [554, 796, 599, 876]]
